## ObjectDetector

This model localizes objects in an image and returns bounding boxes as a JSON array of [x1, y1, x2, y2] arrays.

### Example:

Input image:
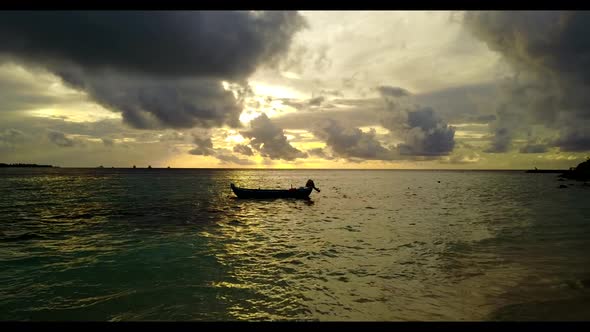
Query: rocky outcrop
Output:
[[561, 158, 590, 181]]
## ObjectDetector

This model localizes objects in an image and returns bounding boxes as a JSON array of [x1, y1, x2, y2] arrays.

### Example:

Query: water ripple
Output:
[[1, 169, 589, 320]]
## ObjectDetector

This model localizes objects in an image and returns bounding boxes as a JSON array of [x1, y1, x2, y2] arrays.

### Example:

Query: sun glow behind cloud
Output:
[[239, 84, 302, 125], [28, 104, 122, 123], [250, 82, 306, 100]]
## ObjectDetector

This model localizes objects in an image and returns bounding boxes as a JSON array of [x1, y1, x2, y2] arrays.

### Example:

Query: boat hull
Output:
[[230, 183, 312, 199]]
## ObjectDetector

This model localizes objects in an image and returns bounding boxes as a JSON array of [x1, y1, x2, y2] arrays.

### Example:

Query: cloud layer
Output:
[[311, 119, 395, 161], [188, 134, 215, 156], [240, 113, 307, 160], [0, 11, 306, 130], [0, 11, 305, 79], [464, 11, 590, 152], [379, 88, 456, 156]]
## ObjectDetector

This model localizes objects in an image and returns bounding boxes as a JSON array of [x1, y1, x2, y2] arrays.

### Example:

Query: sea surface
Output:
[[1, 168, 589, 321]]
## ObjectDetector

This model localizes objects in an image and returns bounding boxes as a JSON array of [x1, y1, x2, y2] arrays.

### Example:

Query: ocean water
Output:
[[1, 168, 589, 321]]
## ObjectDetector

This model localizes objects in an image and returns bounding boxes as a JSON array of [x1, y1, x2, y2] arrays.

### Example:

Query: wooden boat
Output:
[[230, 183, 313, 199], [231, 180, 320, 199]]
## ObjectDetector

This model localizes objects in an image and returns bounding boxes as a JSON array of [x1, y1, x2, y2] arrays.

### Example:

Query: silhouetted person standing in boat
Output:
[[306, 179, 320, 192]]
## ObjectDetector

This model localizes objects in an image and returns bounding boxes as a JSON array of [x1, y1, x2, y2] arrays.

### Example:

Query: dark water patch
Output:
[[353, 298, 374, 303], [286, 259, 304, 265], [564, 278, 590, 290], [273, 252, 296, 259], [343, 225, 360, 232], [490, 296, 590, 321], [0, 232, 47, 242]]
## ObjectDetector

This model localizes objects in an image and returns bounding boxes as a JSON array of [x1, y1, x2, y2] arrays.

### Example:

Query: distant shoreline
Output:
[[0, 163, 55, 168], [524, 169, 564, 173]]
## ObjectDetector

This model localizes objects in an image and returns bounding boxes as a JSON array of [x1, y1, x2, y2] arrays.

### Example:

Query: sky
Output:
[[0, 10, 588, 169]]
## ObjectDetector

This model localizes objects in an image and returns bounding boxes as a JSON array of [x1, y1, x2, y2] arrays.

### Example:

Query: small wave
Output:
[[0, 232, 46, 242]]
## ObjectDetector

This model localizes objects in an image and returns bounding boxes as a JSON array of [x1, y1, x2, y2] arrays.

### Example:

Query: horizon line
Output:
[[1, 166, 565, 171]]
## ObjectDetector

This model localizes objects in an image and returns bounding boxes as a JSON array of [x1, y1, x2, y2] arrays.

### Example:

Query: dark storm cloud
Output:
[[188, 134, 215, 156], [376, 86, 411, 98], [240, 113, 307, 161], [553, 128, 590, 152], [311, 119, 395, 161], [397, 110, 455, 156], [233, 144, 254, 156], [398, 127, 456, 156], [464, 11, 590, 152], [0, 11, 306, 129], [275, 88, 457, 159], [187, 136, 256, 165], [519, 143, 548, 154], [274, 82, 497, 134], [0, 11, 306, 80], [47, 130, 76, 147], [380, 99, 456, 156], [307, 147, 335, 160], [57, 70, 243, 129], [485, 127, 512, 153]]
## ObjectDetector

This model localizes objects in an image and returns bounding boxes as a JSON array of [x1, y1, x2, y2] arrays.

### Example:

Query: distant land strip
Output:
[[0, 163, 55, 168], [525, 169, 565, 173]]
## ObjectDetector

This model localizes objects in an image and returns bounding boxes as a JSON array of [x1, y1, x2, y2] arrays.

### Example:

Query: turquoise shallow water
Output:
[[1, 168, 589, 321]]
